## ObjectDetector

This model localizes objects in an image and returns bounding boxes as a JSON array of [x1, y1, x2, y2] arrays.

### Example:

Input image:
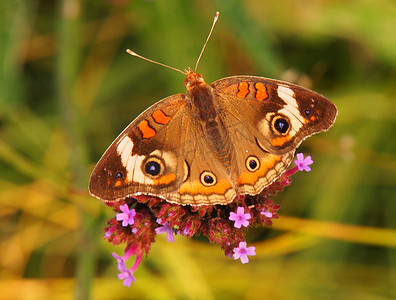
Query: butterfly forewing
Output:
[[89, 94, 189, 202], [212, 76, 337, 153]]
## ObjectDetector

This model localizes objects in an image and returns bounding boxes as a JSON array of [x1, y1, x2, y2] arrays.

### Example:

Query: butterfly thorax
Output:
[[185, 71, 216, 121], [184, 70, 233, 172]]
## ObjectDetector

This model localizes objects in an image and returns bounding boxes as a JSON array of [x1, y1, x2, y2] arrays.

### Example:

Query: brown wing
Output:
[[89, 94, 190, 202], [212, 75, 337, 154], [210, 76, 337, 195]]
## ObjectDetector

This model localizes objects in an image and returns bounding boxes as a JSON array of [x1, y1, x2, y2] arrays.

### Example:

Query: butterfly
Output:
[[89, 12, 337, 206]]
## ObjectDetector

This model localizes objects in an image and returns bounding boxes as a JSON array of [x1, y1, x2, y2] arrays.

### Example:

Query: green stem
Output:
[[56, 1, 96, 299]]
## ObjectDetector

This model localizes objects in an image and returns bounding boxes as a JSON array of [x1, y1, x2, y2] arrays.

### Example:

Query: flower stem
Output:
[[56, 1, 96, 299]]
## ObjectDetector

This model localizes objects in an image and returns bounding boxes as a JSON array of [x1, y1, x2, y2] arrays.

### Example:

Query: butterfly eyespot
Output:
[[305, 110, 311, 116], [115, 172, 123, 178], [272, 116, 290, 135], [144, 157, 164, 177], [200, 171, 217, 187], [145, 161, 161, 176], [246, 156, 260, 172]]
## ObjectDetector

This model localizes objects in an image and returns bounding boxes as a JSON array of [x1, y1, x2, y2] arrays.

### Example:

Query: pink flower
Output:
[[118, 269, 136, 286], [260, 208, 273, 218], [112, 252, 126, 271], [233, 242, 256, 264], [294, 153, 313, 172], [229, 207, 251, 228], [155, 220, 175, 242], [116, 204, 136, 227], [112, 251, 142, 286]]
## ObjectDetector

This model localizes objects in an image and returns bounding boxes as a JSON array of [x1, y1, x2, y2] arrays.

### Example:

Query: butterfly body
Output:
[[89, 67, 337, 206]]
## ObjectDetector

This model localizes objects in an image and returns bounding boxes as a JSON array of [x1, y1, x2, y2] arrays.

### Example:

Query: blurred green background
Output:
[[1, 0, 395, 299]]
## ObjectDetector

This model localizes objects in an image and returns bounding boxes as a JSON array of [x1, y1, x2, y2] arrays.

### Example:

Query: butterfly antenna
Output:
[[194, 11, 219, 72], [126, 49, 186, 75]]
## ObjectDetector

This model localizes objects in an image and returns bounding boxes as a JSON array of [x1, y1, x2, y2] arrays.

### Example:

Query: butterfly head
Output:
[[184, 69, 205, 89]]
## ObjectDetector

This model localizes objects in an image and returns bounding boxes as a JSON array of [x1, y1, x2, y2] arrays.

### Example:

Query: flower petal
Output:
[[238, 241, 247, 248], [119, 204, 129, 213], [240, 255, 249, 264], [229, 212, 237, 221]]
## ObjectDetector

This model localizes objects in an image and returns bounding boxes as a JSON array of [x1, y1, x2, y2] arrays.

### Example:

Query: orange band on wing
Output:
[[238, 154, 281, 185], [153, 173, 176, 185], [152, 110, 171, 125], [179, 178, 232, 195], [138, 120, 156, 138], [236, 82, 249, 99], [254, 82, 269, 101], [271, 134, 292, 147]]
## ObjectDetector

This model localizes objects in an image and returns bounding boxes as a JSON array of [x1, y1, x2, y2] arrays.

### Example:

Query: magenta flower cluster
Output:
[[103, 153, 313, 285]]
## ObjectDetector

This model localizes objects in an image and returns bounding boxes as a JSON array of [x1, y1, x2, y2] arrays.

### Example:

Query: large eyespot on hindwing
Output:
[[200, 171, 217, 187], [142, 156, 165, 178]]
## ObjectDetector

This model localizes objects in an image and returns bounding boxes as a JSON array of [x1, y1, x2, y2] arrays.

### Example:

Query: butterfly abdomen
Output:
[[204, 118, 232, 172]]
